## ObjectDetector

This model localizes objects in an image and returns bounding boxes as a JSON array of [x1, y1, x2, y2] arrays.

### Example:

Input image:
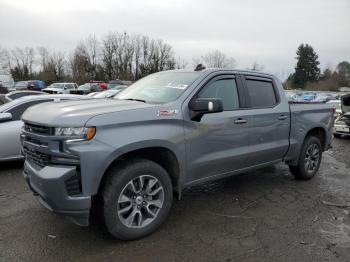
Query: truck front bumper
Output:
[[23, 160, 91, 226]]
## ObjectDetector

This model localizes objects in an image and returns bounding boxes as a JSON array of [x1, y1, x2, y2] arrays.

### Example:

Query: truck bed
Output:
[[285, 102, 333, 165]]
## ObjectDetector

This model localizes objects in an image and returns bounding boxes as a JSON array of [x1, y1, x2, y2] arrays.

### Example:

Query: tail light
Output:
[[331, 106, 336, 127]]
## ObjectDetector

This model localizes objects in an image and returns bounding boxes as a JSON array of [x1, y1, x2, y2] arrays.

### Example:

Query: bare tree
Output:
[[175, 56, 188, 69], [10, 47, 36, 79], [69, 44, 90, 83], [46, 52, 66, 81], [0, 46, 11, 71], [102, 33, 116, 80], [84, 34, 100, 79], [37, 46, 49, 72], [193, 50, 236, 68]]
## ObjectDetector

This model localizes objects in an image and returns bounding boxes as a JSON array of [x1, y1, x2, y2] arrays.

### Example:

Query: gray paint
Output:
[[21, 69, 333, 226]]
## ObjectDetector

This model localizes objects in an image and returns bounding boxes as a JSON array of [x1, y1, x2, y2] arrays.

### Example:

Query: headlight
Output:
[[55, 127, 96, 140]]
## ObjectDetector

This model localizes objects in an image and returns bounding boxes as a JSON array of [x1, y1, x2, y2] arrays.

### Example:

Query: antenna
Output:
[[194, 64, 206, 71]]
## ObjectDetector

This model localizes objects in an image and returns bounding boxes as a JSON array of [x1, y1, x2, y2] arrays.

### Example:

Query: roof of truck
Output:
[[168, 68, 275, 78]]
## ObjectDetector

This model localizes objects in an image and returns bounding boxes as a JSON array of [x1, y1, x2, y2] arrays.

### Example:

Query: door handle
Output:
[[234, 118, 247, 124], [278, 115, 288, 120]]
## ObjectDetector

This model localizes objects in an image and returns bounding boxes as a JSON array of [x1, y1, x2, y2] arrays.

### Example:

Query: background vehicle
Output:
[[21, 68, 333, 240], [0, 71, 14, 88], [108, 80, 132, 89], [88, 85, 128, 98], [299, 93, 317, 101], [333, 113, 350, 138], [341, 94, 350, 114], [43, 83, 78, 94], [0, 94, 82, 161], [70, 83, 103, 95], [0, 82, 9, 94], [0, 91, 46, 105], [14, 80, 46, 91], [326, 99, 342, 118]]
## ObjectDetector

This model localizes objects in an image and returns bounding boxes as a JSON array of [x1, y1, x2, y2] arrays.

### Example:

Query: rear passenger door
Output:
[[242, 75, 290, 166]]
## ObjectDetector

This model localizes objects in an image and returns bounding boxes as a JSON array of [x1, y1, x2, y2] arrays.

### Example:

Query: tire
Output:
[[102, 158, 173, 240], [333, 133, 342, 138], [289, 136, 322, 180]]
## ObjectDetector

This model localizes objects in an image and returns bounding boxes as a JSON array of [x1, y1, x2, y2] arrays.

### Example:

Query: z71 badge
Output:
[[157, 109, 179, 117]]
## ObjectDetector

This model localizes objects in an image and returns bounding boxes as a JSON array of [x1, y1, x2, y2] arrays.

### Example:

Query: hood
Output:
[[22, 98, 154, 126]]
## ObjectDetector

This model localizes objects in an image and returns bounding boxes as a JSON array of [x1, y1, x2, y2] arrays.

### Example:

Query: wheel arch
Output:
[[96, 142, 184, 198], [304, 126, 326, 150]]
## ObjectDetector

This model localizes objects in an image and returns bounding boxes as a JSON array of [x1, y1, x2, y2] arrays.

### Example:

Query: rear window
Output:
[[246, 79, 277, 108]]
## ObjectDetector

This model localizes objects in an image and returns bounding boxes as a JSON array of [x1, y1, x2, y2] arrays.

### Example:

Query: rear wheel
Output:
[[289, 136, 322, 180], [102, 159, 173, 240]]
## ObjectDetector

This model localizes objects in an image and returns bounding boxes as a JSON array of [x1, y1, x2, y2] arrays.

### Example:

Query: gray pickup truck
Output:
[[21, 68, 334, 240]]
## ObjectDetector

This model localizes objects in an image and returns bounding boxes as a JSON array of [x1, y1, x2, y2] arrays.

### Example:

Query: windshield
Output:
[[78, 84, 91, 90], [115, 71, 201, 104], [49, 83, 64, 89]]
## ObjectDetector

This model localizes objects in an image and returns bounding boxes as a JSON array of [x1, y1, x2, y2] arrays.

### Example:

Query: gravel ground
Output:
[[0, 137, 349, 262]]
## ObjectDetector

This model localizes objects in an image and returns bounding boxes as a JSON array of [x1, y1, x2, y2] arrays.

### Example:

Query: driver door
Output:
[[184, 74, 253, 183]]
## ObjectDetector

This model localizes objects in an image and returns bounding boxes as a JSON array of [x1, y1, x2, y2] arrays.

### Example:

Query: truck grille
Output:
[[23, 147, 50, 167], [24, 123, 53, 135]]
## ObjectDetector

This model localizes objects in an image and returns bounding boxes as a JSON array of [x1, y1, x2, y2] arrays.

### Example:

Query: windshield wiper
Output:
[[123, 98, 146, 103]]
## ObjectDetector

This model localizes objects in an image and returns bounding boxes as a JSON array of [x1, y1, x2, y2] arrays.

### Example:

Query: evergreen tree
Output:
[[292, 44, 320, 88], [336, 61, 350, 86]]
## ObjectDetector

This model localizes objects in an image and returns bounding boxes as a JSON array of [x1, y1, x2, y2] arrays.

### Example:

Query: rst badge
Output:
[[157, 109, 179, 117]]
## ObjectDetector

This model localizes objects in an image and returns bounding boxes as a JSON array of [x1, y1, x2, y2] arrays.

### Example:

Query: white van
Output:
[[0, 72, 14, 88]]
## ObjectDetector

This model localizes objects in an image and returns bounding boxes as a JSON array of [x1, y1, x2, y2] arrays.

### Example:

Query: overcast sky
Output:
[[0, 0, 349, 79]]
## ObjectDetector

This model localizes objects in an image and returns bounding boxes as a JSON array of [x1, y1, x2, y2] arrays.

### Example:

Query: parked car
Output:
[[333, 113, 350, 138], [285, 92, 298, 101], [0, 94, 83, 162], [21, 68, 333, 240], [70, 83, 104, 95], [0, 82, 9, 94], [91, 81, 108, 90], [108, 80, 132, 89], [0, 91, 46, 105], [341, 94, 350, 114], [89, 85, 128, 98], [43, 83, 78, 94], [0, 72, 14, 88], [300, 93, 317, 101], [326, 100, 342, 118], [14, 80, 46, 91]]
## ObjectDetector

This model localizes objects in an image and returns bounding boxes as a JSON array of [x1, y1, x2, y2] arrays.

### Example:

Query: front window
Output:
[[115, 71, 201, 104]]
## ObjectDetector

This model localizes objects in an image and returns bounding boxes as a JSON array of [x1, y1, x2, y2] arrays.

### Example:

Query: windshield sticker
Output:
[[157, 109, 179, 117], [165, 83, 188, 90]]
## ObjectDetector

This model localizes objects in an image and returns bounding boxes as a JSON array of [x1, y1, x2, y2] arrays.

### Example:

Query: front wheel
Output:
[[333, 133, 342, 138], [289, 136, 322, 180], [102, 159, 173, 240]]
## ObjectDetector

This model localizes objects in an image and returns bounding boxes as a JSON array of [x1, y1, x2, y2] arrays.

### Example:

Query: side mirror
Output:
[[0, 112, 12, 123], [189, 98, 223, 121], [189, 98, 223, 113], [63, 87, 67, 90]]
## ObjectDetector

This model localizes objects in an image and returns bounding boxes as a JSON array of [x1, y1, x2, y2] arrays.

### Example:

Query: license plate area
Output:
[[335, 126, 350, 133]]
